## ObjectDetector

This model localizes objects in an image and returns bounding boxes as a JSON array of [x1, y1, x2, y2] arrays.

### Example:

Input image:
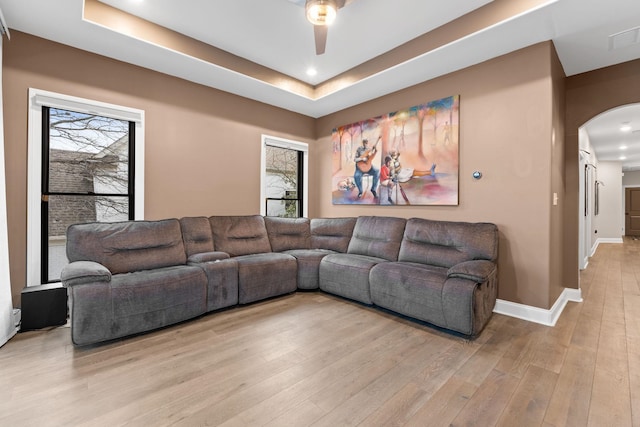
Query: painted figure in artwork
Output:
[[383, 149, 437, 204], [380, 155, 395, 203], [353, 137, 380, 199]]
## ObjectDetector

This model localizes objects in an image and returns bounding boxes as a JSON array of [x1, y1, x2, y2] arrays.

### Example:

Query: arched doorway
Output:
[[577, 103, 640, 272], [565, 59, 640, 291]]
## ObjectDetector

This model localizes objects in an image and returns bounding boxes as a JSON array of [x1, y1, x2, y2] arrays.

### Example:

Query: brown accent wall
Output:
[[3, 31, 315, 305], [3, 31, 590, 311], [563, 59, 640, 293], [549, 44, 567, 308], [315, 42, 562, 309]]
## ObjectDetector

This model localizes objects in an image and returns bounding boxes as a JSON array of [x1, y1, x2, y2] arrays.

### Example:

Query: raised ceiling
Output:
[[2, 0, 640, 166]]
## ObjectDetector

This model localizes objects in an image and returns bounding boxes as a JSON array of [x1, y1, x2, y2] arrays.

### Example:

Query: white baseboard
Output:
[[580, 256, 589, 271], [494, 287, 583, 327], [13, 308, 21, 327], [0, 309, 20, 348], [591, 237, 623, 256]]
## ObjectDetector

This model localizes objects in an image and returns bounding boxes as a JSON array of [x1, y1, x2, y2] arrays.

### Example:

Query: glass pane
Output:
[[48, 108, 129, 194], [47, 195, 129, 281], [265, 145, 298, 199], [266, 199, 299, 218]]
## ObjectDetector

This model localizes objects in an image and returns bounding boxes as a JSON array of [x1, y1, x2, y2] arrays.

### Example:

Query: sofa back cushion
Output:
[[209, 215, 272, 256], [66, 219, 187, 274], [399, 218, 498, 268], [179, 216, 215, 257], [265, 217, 311, 252], [310, 217, 357, 253], [347, 216, 406, 261]]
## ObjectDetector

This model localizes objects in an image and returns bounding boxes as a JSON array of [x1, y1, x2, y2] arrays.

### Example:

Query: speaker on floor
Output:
[[20, 283, 68, 331]]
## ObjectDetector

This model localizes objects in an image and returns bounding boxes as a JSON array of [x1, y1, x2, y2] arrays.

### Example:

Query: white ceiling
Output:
[[584, 106, 640, 171], [2, 0, 640, 168]]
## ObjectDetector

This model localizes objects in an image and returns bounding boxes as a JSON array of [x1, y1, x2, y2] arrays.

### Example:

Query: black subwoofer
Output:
[[20, 283, 68, 330]]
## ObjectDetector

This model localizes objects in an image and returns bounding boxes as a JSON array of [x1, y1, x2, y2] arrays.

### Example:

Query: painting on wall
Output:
[[331, 95, 460, 206]]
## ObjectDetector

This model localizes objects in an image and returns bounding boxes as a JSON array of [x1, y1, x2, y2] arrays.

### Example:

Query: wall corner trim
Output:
[[493, 287, 583, 327]]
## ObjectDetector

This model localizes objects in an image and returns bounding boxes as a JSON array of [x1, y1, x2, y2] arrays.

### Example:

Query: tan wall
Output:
[[549, 44, 567, 308], [564, 58, 640, 293], [3, 32, 576, 311], [3, 32, 315, 305], [315, 42, 559, 308]]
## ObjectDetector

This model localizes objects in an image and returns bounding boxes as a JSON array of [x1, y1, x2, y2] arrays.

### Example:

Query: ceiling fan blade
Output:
[[314, 25, 328, 55]]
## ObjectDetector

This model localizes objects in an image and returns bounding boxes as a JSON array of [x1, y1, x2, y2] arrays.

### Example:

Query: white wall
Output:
[[0, 35, 18, 347], [578, 127, 597, 267], [622, 170, 640, 186], [593, 161, 623, 240]]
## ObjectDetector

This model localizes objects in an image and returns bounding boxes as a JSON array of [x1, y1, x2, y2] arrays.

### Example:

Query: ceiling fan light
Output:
[[306, 0, 338, 26]]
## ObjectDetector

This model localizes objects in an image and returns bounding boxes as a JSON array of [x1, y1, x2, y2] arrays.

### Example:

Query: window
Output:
[[41, 107, 134, 283], [260, 135, 308, 218], [27, 89, 145, 287]]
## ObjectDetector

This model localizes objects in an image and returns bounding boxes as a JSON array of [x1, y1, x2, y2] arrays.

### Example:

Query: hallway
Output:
[[563, 238, 640, 426]]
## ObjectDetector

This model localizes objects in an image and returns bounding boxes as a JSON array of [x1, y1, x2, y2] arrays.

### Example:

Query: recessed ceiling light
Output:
[[620, 145, 628, 150], [306, 68, 318, 77], [620, 156, 627, 160], [621, 123, 632, 132]]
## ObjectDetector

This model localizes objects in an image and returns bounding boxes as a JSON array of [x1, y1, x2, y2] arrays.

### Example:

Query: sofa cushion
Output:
[[209, 215, 272, 256], [370, 261, 449, 328], [187, 252, 230, 264], [61, 261, 111, 287], [110, 265, 206, 318], [319, 253, 387, 304], [399, 218, 498, 268], [196, 258, 239, 311], [234, 253, 298, 304], [310, 217, 356, 253], [68, 264, 207, 346], [264, 217, 311, 251], [347, 216, 406, 261], [447, 260, 497, 282], [284, 248, 336, 290], [369, 260, 496, 335], [66, 219, 187, 274], [180, 216, 215, 257]]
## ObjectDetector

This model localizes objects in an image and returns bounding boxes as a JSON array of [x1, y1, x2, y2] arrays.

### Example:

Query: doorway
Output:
[[625, 187, 640, 236]]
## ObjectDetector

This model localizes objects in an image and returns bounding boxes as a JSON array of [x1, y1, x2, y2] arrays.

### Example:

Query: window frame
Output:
[[260, 135, 308, 218], [26, 88, 145, 287]]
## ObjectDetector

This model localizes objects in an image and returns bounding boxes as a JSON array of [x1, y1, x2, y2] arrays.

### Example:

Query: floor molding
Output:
[[591, 237, 623, 256], [494, 287, 583, 327]]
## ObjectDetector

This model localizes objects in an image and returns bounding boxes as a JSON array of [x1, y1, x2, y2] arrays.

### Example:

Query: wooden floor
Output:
[[1, 240, 639, 427]]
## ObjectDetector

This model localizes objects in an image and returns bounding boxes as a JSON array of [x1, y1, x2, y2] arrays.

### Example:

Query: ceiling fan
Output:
[[289, 0, 352, 55]]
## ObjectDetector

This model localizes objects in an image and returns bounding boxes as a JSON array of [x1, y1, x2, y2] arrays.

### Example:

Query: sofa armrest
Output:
[[60, 261, 112, 287], [447, 260, 496, 283], [187, 251, 231, 263]]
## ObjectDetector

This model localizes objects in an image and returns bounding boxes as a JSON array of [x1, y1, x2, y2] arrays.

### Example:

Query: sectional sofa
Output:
[[61, 215, 499, 346]]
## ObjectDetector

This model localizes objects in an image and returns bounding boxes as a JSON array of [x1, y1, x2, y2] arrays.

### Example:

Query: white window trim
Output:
[[260, 134, 308, 218], [26, 88, 145, 287]]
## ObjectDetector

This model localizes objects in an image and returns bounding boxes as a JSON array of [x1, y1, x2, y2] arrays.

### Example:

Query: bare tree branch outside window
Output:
[[45, 107, 132, 282], [48, 108, 130, 229], [265, 145, 299, 217]]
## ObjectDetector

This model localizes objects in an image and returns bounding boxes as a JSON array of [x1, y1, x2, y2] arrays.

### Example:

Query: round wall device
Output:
[[472, 171, 482, 180]]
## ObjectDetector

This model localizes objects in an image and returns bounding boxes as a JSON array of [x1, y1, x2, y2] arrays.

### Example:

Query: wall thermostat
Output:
[[472, 171, 482, 180]]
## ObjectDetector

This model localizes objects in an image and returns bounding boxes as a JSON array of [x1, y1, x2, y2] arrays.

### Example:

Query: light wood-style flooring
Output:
[[1, 239, 639, 426]]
